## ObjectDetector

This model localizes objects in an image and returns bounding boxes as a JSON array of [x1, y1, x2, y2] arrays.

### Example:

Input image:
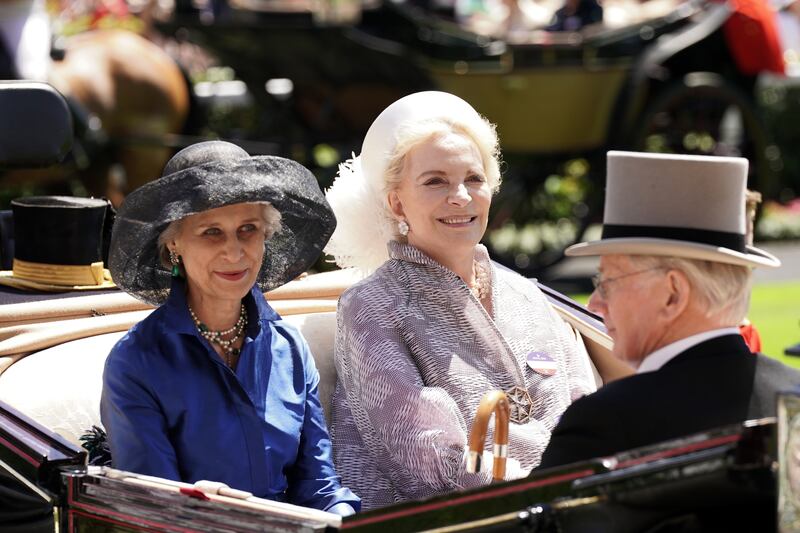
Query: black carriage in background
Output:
[[160, 0, 785, 272]]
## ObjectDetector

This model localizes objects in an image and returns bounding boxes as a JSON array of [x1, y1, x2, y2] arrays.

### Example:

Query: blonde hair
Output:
[[325, 94, 502, 272], [385, 117, 501, 192], [629, 255, 752, 325], [381, 118, 501, 241], [156, 202, 282, 268]]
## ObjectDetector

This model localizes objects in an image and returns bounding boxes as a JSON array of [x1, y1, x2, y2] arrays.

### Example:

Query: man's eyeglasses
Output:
[[591, 267, 664, 299]]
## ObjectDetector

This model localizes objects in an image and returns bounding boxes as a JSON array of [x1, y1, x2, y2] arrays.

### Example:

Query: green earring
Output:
[[169, 249, 182, 278]]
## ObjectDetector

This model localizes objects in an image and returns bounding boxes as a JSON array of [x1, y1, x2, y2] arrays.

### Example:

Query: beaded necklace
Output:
[[189, 304, 247, 368], [469, 260, 490, 301]]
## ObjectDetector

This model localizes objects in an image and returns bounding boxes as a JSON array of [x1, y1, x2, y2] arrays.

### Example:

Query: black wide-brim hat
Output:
[[109, 141, 336, 306]]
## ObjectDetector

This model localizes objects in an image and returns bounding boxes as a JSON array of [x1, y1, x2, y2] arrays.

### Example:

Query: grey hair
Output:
[[628, 255, 753, 325], [382, 117, 501, 240], [156, 202, 282, 268]]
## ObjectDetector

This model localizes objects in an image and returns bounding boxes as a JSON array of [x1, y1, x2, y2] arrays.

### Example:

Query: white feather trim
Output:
[[324, 155, 395, 273]]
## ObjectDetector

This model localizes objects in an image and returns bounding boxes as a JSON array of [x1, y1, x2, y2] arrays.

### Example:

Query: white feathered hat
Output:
[[565, 151, 780, 268], [324, 91, 488, 272]]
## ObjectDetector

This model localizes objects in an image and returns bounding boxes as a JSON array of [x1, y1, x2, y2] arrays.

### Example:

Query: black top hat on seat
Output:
[[0, 196, 115, 291]]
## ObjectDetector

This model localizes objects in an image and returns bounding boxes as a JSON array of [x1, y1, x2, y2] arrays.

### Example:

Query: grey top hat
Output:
[[565, 151, 780, 268], [109, 141, 336, 305]]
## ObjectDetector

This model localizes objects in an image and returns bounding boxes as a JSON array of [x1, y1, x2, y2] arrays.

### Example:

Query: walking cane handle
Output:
[[466, 390, 510, 482]]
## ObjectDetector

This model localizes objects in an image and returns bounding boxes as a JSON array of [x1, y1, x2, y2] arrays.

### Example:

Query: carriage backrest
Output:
[[0, 310, 338, 449], [0, 267, 613, 451], [0, 81, 73, 169]]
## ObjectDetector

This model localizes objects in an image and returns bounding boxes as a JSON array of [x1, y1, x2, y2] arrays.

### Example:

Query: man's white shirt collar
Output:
[[637, 327, 741, 374]]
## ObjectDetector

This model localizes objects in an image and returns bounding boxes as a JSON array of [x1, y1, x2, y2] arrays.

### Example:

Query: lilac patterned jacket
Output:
[[330, 242, 596, 510]]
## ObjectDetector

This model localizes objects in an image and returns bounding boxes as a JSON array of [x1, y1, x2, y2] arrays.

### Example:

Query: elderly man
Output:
[[537, 150, 800, 469]]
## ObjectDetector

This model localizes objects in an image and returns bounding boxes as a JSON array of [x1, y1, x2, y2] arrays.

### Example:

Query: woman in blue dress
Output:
[[101, 140, 359, 515]]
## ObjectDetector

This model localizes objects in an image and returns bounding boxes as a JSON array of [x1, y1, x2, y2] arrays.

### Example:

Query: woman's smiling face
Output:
[[170, 202, 266, 307], [388, 132, 491, 263]]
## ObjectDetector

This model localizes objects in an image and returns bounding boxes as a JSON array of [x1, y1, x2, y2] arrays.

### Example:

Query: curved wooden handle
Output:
[[466, 390, 510, 482]]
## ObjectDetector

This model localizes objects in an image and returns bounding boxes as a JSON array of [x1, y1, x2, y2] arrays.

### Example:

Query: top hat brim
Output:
[[109, 156, 336, 306], [565, 237, 781, 268], [0, 269, 116, 292]]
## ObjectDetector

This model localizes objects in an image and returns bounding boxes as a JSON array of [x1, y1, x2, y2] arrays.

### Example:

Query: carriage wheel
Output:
[[631, 73, 779, 198]]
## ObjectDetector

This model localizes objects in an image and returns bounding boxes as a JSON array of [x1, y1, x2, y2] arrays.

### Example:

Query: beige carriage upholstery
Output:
[[0, 269, 351, 448], [0, 312, 338, 448], [0, 268, 615, 450]]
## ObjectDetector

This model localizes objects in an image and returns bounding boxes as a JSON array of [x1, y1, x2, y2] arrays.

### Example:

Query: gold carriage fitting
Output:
[[0, 196, 115, 291]]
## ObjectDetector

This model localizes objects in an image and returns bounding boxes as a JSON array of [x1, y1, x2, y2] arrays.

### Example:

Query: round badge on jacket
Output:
[[526, 351, 557, 376]]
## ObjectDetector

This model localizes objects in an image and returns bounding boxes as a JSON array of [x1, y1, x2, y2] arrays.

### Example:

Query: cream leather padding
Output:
[[0, 268, 359, 328], [0, 331, 123, 447], [0, 311, 338, 449], [288, 312, 338, 421]]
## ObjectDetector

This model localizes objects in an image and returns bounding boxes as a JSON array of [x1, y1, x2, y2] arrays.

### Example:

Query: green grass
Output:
[[569, 281, 800, 368], [749, 281, 800, 368]]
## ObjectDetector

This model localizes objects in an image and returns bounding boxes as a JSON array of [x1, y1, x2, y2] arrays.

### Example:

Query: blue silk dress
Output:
[[100, 278, 359, 513]]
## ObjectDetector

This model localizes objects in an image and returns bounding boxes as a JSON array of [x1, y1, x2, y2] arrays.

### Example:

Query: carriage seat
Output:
[[0, 267, 616, 453], [0, 310, 338, 449]]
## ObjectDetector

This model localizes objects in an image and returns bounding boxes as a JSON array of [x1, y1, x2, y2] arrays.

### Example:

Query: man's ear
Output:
[[662, 269, 691, 322], [387, 190, 405, 220]]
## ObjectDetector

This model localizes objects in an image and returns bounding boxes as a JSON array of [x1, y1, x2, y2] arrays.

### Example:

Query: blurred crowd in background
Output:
[[3, 0, 800, 240]]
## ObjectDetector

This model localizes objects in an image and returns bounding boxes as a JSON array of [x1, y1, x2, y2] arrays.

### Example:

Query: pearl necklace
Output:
[[189, 304, 247, 368], [470, 260, 490, 301]]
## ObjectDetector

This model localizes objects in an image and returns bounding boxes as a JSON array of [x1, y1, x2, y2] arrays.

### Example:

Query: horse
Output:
[[2, 29, 190, 205]]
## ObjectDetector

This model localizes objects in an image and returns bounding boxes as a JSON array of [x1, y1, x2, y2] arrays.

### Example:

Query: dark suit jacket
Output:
[[538, 334, 800, 469]]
